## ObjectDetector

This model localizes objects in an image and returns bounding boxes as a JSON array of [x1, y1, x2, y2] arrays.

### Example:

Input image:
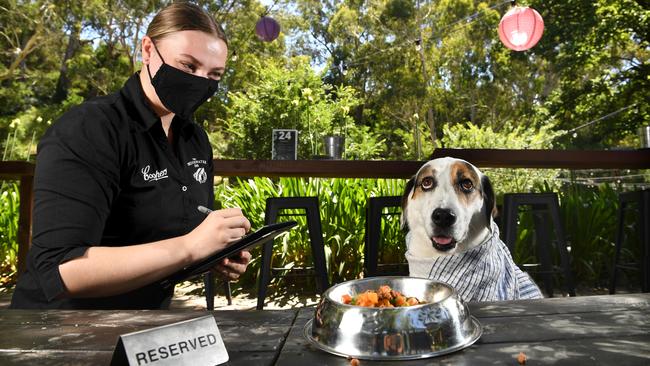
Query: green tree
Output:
[[287, 0, 649, 154], [222, 56, 383, 159], [530, 0, 649, 148]]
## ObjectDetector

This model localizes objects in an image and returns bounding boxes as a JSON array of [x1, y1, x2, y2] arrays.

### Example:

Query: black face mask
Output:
[[147, 42, 219, 120]]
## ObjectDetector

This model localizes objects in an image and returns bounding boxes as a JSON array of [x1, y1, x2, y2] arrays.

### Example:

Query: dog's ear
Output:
[[481, 174, 496, 231], [400, 176, 416, 231]]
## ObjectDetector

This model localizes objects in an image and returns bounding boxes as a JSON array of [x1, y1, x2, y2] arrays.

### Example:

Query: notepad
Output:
[[160, 221, 297, 288]]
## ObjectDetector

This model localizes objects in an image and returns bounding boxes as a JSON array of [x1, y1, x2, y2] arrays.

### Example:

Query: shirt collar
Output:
[[121, 72, 196, 138]]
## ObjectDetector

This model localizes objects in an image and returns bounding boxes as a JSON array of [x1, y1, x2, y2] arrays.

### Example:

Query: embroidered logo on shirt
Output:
[[141, 165, 168, 182], [186, 157, 207, 168], [193, 167, 207, 184]]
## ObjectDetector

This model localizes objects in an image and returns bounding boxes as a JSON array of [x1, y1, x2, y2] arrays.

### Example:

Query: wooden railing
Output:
[[213, 148, 650, 177], [2, 148, 649, 274]]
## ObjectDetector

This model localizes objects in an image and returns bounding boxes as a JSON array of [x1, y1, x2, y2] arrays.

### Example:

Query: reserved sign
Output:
[[111, 315, 228, 366]]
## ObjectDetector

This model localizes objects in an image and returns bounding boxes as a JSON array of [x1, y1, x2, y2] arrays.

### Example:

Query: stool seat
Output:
[[502, 193, 575, 297], [610, 190, 650, 294], [364, 196, 404, 277], [257, 197, 329, 310]]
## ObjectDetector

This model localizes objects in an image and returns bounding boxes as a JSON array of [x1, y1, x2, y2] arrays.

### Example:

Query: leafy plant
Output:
[[509, 181, 624, 293], [440, 121, 564, 194], [558, 182, 621, 287], [221, 57, 384, 160], [0, 183, 20, 289], [214, 177, 407, 295], [213, 175, 637, 298]]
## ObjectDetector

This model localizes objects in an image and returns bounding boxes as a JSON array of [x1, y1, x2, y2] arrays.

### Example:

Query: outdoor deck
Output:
[[0, 293, 648, 365]]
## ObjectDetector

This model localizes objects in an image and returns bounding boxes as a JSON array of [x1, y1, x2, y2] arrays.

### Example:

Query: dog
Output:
[[400, 157, 542, 302]]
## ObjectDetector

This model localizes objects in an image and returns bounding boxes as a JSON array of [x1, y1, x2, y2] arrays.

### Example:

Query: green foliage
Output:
[[559, 183, 620, 286], [510, 182, 623, 291], [222, 56, 383, 159], [214, 176, 406, 292], [530, 0, 649, 148], [0, 0, 648, 296], [440, 121, 564, 194], [293, 0, 649, 153], [214, 175, 631, 296], [2, 0, 648, 159], [0, 183, 20, 287]]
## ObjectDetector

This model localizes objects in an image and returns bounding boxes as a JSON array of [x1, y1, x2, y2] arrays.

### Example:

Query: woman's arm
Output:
[[59, 208, 250, 298]]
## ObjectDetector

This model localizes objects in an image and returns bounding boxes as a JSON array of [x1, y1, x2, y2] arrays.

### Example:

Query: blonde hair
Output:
[[146, 2, 228, 45]]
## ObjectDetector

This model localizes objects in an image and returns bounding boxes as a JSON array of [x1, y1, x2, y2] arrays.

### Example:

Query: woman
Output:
[[10, 2, 251, 309]]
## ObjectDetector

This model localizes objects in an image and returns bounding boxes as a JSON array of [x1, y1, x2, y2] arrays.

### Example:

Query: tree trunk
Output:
[[53, 22, 81, 103]]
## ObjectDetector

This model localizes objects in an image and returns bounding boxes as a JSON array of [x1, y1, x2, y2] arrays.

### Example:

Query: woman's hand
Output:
[[212, 250, 252, 281], [183, 208, 251, 262]]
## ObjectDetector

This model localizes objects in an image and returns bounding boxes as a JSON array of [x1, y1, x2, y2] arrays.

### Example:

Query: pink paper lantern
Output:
[[498, 6, 544, 51], [255, 16, 280, 42]]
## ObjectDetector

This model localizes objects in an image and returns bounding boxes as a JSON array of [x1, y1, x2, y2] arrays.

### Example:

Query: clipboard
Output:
[[160, 221, 297, 289]]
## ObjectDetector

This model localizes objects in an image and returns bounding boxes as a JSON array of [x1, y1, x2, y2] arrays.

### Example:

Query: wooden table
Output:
[[1, 293, 649, 365]]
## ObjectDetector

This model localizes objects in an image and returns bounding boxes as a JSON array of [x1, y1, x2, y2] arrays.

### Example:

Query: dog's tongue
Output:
[[432, 236, 453, 245]]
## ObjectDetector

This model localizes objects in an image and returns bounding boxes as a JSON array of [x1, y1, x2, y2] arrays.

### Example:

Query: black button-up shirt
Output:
[[10, 73, 214, 309]]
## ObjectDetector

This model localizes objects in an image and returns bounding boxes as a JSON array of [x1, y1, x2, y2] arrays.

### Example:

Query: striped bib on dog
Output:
[[406, 222, 543, 302]]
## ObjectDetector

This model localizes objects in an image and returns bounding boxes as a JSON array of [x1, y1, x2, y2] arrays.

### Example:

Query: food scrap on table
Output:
[[517, 351, 527, 365], [341, 285, 425, 307]]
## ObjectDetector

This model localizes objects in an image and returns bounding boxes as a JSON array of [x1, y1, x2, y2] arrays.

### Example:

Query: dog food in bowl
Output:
[[341, 285, 425, 307], [305, 276, 482, 360]]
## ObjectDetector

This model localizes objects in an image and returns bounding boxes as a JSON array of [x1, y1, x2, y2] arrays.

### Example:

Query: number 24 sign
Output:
[[272, 129, 298, 160]]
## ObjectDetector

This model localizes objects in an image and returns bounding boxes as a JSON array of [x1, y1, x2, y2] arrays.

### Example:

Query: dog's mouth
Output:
[[431, 235, 457, 252]]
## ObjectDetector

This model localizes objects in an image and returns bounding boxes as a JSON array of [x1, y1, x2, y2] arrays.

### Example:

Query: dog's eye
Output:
[[420, 176, 435, 190], [459, 179, 474, 193]]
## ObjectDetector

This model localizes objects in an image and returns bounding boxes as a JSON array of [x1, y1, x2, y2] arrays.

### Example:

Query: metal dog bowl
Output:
[[304, 276, 482, 360]]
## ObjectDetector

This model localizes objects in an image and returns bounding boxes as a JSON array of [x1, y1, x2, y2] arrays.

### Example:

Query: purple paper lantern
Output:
[[255, 16, 281, 42]]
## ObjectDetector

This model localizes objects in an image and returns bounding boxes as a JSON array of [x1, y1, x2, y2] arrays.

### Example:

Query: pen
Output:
[[198, 204, 248, 260], [197, 205, 213, 215]]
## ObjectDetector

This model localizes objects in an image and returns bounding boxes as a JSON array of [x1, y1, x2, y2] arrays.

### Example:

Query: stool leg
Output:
[[204, 272, 214, 311], [224, 281, 232, 306], [610, 199, 627, 294], [257, 242, 274, 310], [532, 210, 554, 297], [365, 200, 381, 277], [549, 197, 575, 296], [257, 200, 279, 310], [306, 200, 329, 293], [641, 192, 649, 292], [504, 196, 518, 253], [364, 201, 370, 276]]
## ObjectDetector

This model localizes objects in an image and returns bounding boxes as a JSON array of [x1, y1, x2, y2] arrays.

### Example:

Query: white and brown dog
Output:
[[401, 157, 542, 302]]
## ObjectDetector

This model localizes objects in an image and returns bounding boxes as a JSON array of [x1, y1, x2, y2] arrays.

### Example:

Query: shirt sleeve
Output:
[[30, 103, 121, 302]]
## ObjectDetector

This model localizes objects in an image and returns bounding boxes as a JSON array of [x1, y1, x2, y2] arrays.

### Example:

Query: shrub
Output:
[[215, 177, 406, 293], [0, 183, 19, 289], [221, 57, 384, 160], [440, 121, 564, 194]]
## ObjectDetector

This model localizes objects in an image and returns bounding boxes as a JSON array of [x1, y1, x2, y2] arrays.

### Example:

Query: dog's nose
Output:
[[432, 208, 456, 227]]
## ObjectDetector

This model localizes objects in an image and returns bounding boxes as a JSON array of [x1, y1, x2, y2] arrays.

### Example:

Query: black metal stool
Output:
[[502, 193, 576, 297], [203, 273, 232, 310], [257, 197, 329, 310], [364, 196, 405, 277], [610, 190, 650, 294]]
